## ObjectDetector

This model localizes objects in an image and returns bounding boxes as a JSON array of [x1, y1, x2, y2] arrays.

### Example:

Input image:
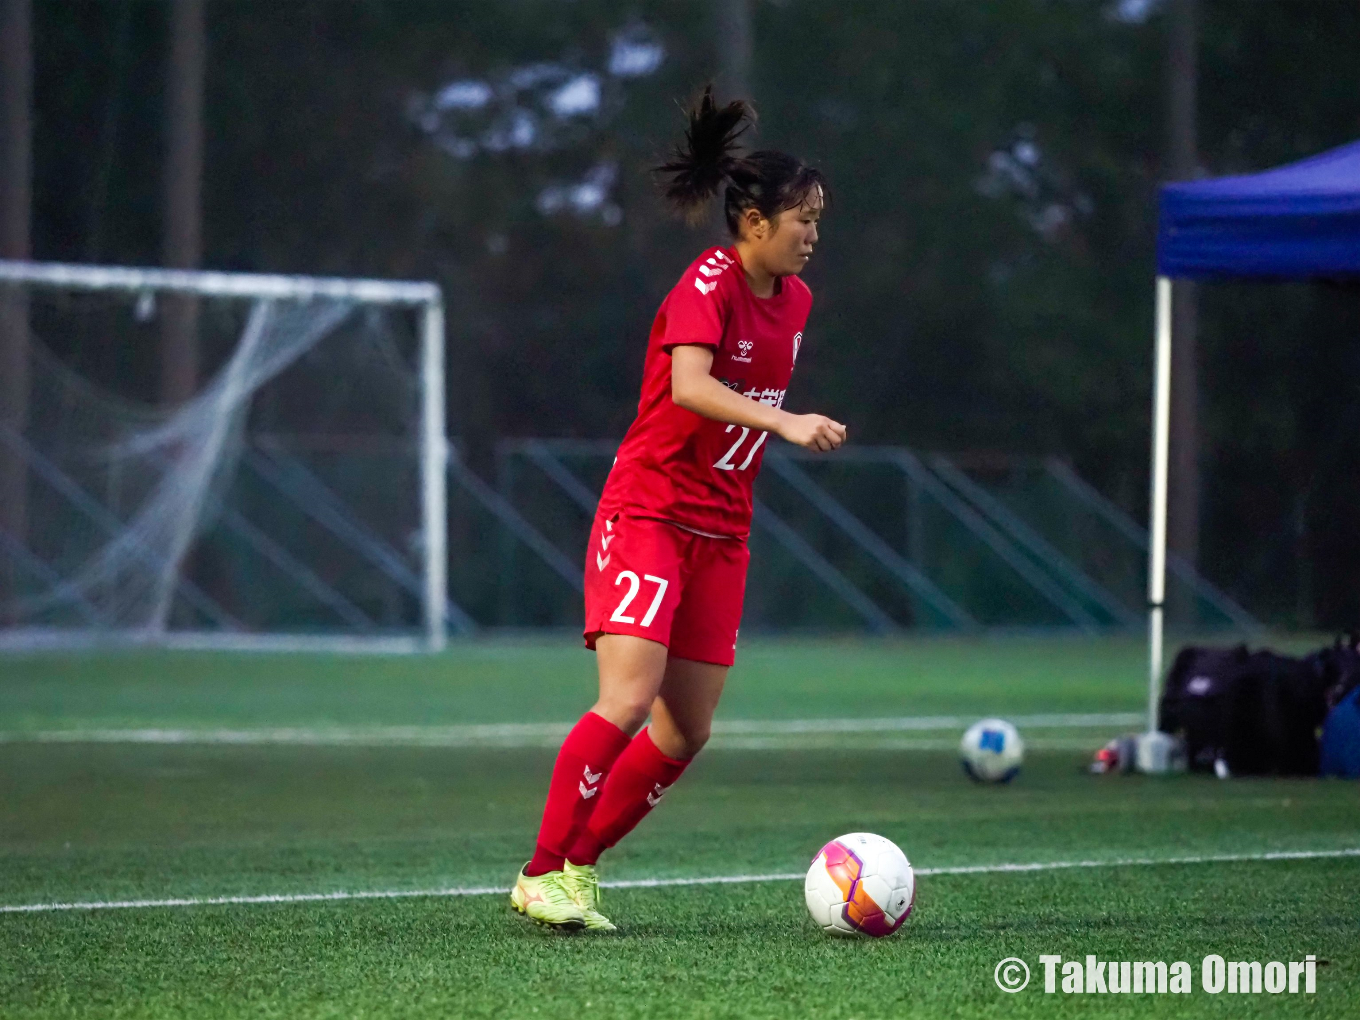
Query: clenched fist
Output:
[[777, 413, 847, 452]]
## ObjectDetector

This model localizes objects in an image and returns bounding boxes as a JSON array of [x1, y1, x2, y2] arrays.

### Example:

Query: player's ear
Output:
[[741, 206, 766, 240]]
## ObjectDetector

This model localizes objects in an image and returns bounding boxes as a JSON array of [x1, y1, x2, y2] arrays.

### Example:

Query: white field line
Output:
[[711, 738, 1108, 751], [0, 712, 1143, 748], [4, 847, 1357, 916]]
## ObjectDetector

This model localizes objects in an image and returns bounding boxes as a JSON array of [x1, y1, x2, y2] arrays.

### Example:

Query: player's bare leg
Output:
[[649, 657, 728, 759], [590, 634, 671, 735]]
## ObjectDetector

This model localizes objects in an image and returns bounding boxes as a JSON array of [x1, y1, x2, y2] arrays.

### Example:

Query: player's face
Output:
[[760, 188, 822, 277]]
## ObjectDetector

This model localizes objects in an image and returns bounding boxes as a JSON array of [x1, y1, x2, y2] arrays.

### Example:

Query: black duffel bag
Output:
[[1303, 633, 1360, 712], [1159, 645, 1330, 777]]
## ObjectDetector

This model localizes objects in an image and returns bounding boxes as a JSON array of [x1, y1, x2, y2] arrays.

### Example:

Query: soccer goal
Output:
[[0, 260, 449, 652]]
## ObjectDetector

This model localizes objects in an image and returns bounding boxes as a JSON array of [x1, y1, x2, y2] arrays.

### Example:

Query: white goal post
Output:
[[0, 259, 448, 653]]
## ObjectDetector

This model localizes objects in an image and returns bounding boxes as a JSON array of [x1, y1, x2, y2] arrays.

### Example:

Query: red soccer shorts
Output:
[[583, 512, 750, 667]]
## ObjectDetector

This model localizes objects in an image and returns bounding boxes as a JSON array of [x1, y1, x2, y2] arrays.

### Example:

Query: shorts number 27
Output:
[[610, 571, 669, 628]]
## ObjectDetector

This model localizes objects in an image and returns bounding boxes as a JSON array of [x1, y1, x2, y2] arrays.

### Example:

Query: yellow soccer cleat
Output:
[[563, 861, 617, 932], [510, 866, 586, 931]]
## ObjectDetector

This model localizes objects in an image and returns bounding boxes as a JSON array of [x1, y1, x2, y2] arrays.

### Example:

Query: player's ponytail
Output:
[[656, 86, 752, 224], [656, 85, 829, 237]]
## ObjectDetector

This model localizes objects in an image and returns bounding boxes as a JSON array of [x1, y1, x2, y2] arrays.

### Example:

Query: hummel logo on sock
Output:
[[580, 765, 603, 799], [646, 782, 666, 807]]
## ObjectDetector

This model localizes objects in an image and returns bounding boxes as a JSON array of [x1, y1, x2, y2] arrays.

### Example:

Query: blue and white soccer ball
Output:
[[960, 718, 1024, 783]]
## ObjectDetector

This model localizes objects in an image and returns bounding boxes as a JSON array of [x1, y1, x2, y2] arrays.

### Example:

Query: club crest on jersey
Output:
[[733, 339, 754, 364], [793, 331, 803, 364]]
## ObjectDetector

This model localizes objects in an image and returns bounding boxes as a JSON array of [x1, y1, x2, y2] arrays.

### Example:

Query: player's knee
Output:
[[680, 731, 710, 757], [594, 693, 653, 734], [666, 722, 710, 758]]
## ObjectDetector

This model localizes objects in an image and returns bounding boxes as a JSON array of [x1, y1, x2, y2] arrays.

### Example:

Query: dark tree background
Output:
[[21, 0, 1360, 628]]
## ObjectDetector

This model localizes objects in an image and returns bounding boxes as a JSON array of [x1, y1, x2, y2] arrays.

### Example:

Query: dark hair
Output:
[[655, 85, 828, 235]]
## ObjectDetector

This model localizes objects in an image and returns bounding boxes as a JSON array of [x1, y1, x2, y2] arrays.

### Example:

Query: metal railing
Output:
[[485, 438, 1261, 634]]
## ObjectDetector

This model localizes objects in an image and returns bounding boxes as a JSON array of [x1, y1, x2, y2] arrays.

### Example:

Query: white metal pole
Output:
[[1147, 276, 1173, 733], [420, 299, 448, 652], [0, 258, 440, 305]]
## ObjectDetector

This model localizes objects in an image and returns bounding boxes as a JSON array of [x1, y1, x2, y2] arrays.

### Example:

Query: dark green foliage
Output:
[[25, 0, 1360, 621]]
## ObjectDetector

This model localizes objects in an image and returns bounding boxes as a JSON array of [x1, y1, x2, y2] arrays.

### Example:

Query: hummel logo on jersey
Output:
[[693, 251, 733, 295], [793, 331, 803, 364], [580, 765, 603, 799], [733, 339, 754, 364], [645, 782, 666, 807]]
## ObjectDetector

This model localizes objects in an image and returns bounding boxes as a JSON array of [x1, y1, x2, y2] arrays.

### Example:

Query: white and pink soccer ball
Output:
[[804, 832, 916, 937]]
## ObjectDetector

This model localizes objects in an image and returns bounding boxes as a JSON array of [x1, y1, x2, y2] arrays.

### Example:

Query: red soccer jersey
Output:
[[598, 245, 813, 540]]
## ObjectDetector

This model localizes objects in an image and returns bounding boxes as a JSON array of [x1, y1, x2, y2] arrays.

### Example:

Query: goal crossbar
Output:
[[0, 259, 440, 306]]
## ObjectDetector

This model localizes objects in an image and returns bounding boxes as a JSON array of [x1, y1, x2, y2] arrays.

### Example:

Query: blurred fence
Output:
[[3, 425, 1262, 643], [450, 439, 1260, 634]]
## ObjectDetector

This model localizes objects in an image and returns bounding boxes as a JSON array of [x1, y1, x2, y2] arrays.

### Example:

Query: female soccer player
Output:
[[511, 88, 845, 931]]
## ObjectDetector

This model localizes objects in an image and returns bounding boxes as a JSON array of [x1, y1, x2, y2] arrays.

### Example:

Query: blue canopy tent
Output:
[[1147, 139, 1360, 733]]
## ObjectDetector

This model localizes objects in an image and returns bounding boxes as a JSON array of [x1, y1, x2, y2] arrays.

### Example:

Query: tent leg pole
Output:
[[420, 299, 448, 653], [1148, 276, 1173, 734]]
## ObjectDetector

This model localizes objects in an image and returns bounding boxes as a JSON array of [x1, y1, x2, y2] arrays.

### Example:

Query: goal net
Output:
[[0, 261, 447, 652]]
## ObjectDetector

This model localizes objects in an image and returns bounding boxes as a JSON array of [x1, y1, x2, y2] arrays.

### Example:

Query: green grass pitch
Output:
[[1, 636, 1357, 1018]]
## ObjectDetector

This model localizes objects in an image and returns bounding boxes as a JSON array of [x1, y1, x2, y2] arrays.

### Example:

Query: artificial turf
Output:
[[1, 637, 1357, 1018], [0, 634, 1155, 731]]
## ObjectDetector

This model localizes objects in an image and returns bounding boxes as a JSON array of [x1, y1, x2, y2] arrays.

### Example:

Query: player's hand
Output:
[[778, 413, 847, 452]]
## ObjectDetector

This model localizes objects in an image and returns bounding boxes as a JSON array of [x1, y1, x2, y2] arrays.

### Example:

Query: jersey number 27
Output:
[[713, 424, 768, 472]]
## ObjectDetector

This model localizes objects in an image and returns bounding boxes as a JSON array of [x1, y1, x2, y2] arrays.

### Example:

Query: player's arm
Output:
[[670, 344, 846, 452]]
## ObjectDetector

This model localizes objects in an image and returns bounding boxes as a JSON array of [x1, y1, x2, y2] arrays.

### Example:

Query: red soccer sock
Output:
[[525, 711, 630, 876], [567, 727, 691, 866]]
